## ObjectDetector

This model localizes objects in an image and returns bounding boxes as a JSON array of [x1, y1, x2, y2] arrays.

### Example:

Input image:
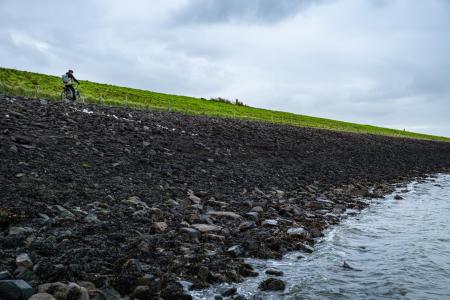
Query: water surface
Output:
[[193, 174, 450, 300]]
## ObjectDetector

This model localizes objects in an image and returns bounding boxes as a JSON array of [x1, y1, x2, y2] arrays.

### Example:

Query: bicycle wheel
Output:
[[61, 89, 68, 101]]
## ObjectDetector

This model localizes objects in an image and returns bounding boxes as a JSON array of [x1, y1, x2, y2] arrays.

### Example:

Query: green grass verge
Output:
[[1, 66, 449, 142]]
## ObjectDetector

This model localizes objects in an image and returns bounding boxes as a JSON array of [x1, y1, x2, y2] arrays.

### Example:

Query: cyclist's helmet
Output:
[[68, 69, 74, 74]]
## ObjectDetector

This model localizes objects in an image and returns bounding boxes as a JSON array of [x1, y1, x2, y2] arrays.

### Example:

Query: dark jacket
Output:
[[66, 72, 80, 84]]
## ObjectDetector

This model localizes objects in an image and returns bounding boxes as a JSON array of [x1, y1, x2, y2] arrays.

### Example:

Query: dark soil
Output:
[[1, 95, 449, 299]]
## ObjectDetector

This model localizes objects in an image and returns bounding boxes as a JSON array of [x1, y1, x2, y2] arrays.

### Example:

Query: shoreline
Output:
[[1, 95, 450, 299]]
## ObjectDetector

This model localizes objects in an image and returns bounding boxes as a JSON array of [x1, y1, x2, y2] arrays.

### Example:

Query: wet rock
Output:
[[286, 227, 307, 237], [342, 261, 361, 271], [262, 219, 278, 227], [29, 293, 57, 300], [0, 280, 34, 300], [227, 245, 244, 257], [160, 281, 192, 300], [394, 195, 403, 200], [297, 243, 314, 253], [265, 268, 284, 276], [239, 264, 258, 277], [214, 295, 223, 300], [258, 278, 286, 291], [220, 286, 237, 297]]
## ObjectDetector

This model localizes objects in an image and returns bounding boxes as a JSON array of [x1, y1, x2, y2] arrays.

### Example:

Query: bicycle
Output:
[[61, 84, 81, 102]]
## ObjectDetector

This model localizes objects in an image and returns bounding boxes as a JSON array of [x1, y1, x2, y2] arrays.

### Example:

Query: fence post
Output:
[[233, 109, 236, 119], [168, 99, 172, 112], [125, 95, 128, 107], [34, 86, 40, 98]]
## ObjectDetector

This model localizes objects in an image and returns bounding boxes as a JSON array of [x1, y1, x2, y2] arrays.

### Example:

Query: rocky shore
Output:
[[1, 95, 449, 299]]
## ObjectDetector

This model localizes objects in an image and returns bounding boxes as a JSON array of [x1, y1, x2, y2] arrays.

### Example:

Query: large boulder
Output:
[[0, 280, 34, 300]]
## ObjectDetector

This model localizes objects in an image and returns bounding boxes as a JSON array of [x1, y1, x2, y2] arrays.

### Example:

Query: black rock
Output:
[[258, 278, 286, 291], [220, 286, 237, 297], [265, 269, 284, 276]]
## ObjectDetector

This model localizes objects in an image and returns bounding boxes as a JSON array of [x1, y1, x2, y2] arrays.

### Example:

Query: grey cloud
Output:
[[173, 0, 327, 24]]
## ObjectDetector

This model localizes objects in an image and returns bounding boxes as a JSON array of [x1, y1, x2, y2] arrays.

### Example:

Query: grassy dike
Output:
[[1, 66, 449, 142]]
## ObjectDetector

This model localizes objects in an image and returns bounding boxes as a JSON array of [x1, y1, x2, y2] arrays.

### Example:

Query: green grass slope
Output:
[[1, 66, 449, 142]]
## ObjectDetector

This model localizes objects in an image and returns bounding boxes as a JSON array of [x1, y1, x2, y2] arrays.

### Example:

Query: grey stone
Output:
[[8, 226, 35, 236], [207, 211, 242, 220], [262, 219, 278, 227], [151, 222, 168, 233], [188, 194, 202, 204], [16, 253, 33, 269], [227, 245, 244, 257], [244, 211, 259, 220], [251, 206, 264, 213], [287, 227, 307, 236], [29, 293, 56, 300], [83, 213, 99, 223], [38, 282, 69, 299], [0, 280, 34, 300], [191, 224, 222, 233], [54, 205, 75, 220], [238, 221, 256, 231]]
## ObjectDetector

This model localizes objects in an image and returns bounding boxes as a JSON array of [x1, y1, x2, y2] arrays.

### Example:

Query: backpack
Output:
[[62, 74, 71, 85]]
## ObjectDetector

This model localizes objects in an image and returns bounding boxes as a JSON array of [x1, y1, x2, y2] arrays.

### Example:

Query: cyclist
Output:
[[62, 70, 80, 100]]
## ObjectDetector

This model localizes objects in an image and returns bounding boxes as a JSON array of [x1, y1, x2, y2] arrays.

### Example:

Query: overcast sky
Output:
[[1, 0, 449, 136]]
